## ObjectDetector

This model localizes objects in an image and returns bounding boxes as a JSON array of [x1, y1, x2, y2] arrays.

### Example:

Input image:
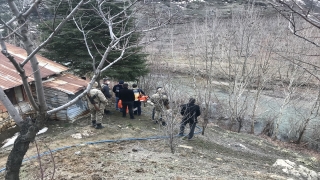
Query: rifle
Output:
[[86, 93, 100, 111]]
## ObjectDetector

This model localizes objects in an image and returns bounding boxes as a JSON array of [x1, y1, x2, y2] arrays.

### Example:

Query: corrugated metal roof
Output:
[[5, 43, 68, 74], [43, 73, 89, 95], [0, 43, 69, 90]]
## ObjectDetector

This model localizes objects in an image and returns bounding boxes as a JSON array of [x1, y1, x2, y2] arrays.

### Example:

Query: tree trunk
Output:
[[5, 118, 38, 180], [202, 117, 208, 135], [296, 119, 309, 144], [237, 117, 243, 133]]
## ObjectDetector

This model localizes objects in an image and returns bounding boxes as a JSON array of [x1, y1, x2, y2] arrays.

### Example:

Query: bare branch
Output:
[[22, 0, 42, 18], [73, 17, 95, 65], [101, 39, 129, 72], [269, 0, 320, 47], [20, 0, 88, 67], [34, 140, 44, 179], [0, 34, 39, 111], [0, 19, 23, 39], [0, 17, 17, 29]]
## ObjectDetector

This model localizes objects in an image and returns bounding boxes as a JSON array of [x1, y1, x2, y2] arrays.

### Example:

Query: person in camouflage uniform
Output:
[[150, 87, 169, 126], [84, 82, 108, 129]]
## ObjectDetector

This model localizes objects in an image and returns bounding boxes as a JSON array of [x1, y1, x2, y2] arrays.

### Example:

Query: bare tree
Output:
[[270, 0, 320, 47], [0, 0, 175, 179]]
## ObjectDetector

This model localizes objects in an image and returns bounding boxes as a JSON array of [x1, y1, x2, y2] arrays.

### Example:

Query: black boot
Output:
[[104, 109, 112, 115], [161, 121, 167, 126], [91, 120, 97, 127], [95, 123, 104, 129]]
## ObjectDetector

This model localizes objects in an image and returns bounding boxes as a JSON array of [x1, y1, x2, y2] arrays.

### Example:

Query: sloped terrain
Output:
[[0, 106, 319, 179]]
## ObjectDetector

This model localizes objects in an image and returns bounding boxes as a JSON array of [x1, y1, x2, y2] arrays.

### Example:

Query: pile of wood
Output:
[[0, 112, 15, 132]]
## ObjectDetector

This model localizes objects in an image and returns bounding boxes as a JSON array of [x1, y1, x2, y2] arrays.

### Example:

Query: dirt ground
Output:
[[0, 106, 320, 180]]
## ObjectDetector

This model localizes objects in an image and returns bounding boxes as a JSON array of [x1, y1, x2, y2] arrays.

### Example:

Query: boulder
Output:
[[273, 159, 319, 180]]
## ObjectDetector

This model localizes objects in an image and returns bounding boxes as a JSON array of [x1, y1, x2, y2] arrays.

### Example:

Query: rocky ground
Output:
[[0, 105, 320, 180]]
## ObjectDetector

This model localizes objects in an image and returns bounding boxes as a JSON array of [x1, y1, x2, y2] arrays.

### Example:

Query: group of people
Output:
[[112, 80, 146, 119], [84, 78, 201, 140]]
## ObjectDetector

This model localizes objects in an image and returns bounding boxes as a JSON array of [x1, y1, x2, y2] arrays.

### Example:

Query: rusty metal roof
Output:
[[43, 73, 89, 95], [5, 43, 68, 74], [0, 43, 69, 90]]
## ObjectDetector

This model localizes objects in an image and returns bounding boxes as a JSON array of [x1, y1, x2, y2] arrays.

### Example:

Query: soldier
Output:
[[150, 87, 169, 126], [84, 82, 108, 129]]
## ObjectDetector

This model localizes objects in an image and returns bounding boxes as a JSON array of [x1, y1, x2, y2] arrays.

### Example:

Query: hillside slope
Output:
[[0, 107, 319, 179]]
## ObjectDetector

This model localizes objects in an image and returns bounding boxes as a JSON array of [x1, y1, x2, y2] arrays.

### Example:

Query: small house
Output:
[[0, 44, 89, 132]]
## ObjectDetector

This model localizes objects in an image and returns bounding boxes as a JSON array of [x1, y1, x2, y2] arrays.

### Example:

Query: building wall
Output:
[[44, 88, 89, 121], [67, 90, 89, 122]]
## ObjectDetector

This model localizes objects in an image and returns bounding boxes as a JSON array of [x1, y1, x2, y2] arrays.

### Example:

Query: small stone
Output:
[[71, 133, 82, 139], [10, 121, 16, 126], [135, 168, 145, 173], [91, 174, 102, 180]]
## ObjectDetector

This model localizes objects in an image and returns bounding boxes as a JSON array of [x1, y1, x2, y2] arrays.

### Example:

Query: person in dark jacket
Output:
[[102, 78, 112, 98], [102, 78, 112, 114], [112, 80, 124, 111], [119, 83, 135, 119], [179, 98, 201, 140]]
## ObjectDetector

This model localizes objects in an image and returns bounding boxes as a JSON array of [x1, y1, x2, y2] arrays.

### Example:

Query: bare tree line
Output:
[[0, 0, 177, 179], [144, 5, 320, 150]]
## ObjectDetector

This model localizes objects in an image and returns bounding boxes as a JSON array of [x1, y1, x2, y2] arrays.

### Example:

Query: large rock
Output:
[[273, 159, 319, 180]]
